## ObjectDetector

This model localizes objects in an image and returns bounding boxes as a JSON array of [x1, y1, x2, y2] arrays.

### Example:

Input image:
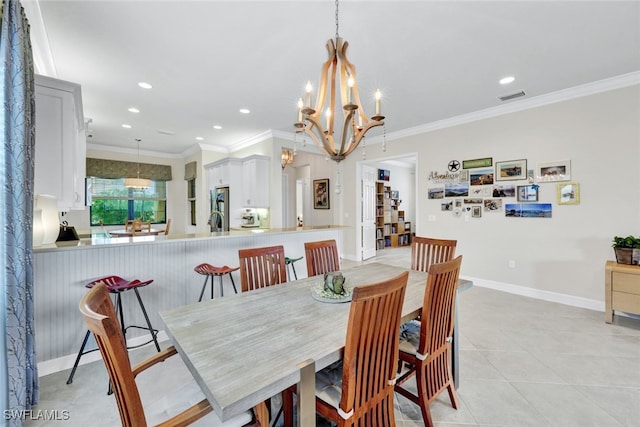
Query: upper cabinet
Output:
[[242, 155, 270, 208], [34, 75, 86, 211], [205, 157, 242, 189]]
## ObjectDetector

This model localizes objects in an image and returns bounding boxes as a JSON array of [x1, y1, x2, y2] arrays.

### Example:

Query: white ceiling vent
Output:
[[499, 90, 526, 101]]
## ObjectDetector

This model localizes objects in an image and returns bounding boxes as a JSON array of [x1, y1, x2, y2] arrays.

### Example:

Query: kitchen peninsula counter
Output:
[[33, 226, 346, 372]]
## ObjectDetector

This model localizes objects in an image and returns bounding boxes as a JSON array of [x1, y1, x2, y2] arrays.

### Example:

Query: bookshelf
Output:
[[376, 182, 411, 249]]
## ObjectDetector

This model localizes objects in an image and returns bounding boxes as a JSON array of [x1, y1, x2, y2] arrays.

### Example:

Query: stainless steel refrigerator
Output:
[[211, 187, 230, 231]]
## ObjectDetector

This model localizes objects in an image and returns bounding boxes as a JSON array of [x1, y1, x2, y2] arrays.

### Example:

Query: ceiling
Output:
[[24, 1, 640, 157]]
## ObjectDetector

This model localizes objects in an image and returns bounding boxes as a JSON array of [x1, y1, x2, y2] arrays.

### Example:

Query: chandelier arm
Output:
[[304, 117, 337, 156], [309, 40, 337, 120], [338, 109, 356, 155], [342, 120, 384, 157]]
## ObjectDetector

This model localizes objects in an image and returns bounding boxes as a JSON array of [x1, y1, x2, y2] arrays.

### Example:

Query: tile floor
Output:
[[27, 247, 640, 426]]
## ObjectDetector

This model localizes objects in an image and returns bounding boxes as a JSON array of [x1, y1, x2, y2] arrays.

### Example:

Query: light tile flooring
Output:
[[27, 247, 640, 426]]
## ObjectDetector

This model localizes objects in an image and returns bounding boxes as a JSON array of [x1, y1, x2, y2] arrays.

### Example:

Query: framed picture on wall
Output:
[[537, 160, 571, 182], [313, 179, 330, 209], [517, 185, 539, 202], [557, 182, 580, 205], [495, 159, 527, 181]]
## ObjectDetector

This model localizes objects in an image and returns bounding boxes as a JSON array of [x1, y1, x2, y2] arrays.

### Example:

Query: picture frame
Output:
[[472, 206, 482, 218], [313, 179, 330, 209], [495, 159, 527, 181], [463, 157, 493, 169], [517, 185, 539, 202], [557, 182, 580, 205], [537, 160, 571, 182]]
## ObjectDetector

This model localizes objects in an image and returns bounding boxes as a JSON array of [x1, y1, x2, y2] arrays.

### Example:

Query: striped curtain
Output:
[[1, 1, 39, 424]]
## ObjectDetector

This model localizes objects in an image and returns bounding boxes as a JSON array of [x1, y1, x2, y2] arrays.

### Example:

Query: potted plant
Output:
[[612, 235, 640, 265]]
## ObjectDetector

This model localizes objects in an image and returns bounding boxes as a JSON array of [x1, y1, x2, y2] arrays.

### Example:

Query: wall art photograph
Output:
[[484, 199, 503, 212], [459, 170, 469, 181], [463, 157, 493, 169], [537, 160, 571, 182], [313, 179, 330, 209], [505, 203, 552, 218], [470, 168, 494, 185], [428, 187, 444, 199], [472, 206, 482, 218], [444, 182, 469, 197], [464, 198, 483, 204], [470, 186, 493, 197], [558, 182, 580, 205], [441, 201, 453, 211], [517, 185, 539, 202], [492, 184, 516, 197], [495, 159, 527, 181]]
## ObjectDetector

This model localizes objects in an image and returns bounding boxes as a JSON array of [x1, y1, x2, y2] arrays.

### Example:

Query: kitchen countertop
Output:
[[33, 225, 348, 252]]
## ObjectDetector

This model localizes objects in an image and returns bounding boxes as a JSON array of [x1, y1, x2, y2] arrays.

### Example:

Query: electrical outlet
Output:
[[509, 260, 516, 269]]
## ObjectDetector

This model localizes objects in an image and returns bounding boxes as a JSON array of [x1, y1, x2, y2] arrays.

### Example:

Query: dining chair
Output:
[[124, 219, 135, 232], [304, 239, 340, 277], [284, 271, 408, 426], [410, 236, 457, 273], [238, 245, 287, 292], [163, 218, 172, 235], [79, 281, 266, 427], [394, 255, 463, 427]]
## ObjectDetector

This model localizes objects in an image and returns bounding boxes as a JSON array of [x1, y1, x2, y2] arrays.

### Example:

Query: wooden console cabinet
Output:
[[605, 260, 640, 323]]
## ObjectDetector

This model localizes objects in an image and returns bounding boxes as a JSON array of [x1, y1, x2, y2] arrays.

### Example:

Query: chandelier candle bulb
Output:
[[375, 89, 382, 115], [305, 81, 313, 108], [347, 76, 354, 104], [297, 98, 303, 122]]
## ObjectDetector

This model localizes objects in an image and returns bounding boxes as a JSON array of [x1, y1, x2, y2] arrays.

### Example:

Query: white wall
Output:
[[339, 85, 640, 304]]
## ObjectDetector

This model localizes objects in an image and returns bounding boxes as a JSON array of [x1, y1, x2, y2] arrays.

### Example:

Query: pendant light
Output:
[[124, 138, 151, 189]]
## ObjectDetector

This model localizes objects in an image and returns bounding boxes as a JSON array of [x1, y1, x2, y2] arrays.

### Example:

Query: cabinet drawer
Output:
[[612, 272, 640, 294], [612, 291, 640, 315]]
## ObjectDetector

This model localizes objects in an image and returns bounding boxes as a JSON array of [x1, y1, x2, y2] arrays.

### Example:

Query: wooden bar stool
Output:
[[285, 256, 303, 280], [194, 263, 239, 301], [66, 275, 160, 385]]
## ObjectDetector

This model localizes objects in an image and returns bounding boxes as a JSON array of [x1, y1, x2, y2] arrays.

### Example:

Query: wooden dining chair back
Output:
[[79, 282, 213, 426], [164, 218, 172, 235], [410, 236, 457, 273], [238, 245, 287, 292], [304, 239, 340, 277], [395, 255, 463, 427], [315, 271, 408, 426], [124, 219, 135, 232]]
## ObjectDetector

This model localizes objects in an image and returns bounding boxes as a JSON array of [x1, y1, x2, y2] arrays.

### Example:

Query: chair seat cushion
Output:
[[399, 320, 421, 355], [315, 360, 343, 409]]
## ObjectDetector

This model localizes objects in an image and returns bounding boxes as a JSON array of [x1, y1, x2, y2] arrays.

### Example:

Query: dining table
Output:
[[107, 228, 165, 237], [159, 262, 472, 426]]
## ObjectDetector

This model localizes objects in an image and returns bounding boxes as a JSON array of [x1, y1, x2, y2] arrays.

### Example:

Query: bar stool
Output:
[[194, 263, 239, 301], [284, 256, 303, 280], [66, 275, 161, 385]]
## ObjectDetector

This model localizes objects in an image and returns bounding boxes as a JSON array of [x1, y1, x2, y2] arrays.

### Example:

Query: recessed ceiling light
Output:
[[239, 108, 251, 114], [122, 124, 132, 129], [196, 136, 204, 141], [213, 125, 222, 130], [499, 76, 515, 85], [128, 107, 140, 113], [138, 82, 152, 89]]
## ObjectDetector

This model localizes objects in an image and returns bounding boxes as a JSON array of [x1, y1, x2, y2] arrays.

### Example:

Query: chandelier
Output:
[[124, 138, 151, 189], [294, 0, 385, 163]]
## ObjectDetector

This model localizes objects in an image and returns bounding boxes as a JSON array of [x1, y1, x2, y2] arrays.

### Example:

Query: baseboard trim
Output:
[[37, 331, 169, 377], [462, 275, 605, 312]]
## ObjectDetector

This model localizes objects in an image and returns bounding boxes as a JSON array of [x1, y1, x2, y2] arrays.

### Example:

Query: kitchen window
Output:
[[89, 177, 167, 226]]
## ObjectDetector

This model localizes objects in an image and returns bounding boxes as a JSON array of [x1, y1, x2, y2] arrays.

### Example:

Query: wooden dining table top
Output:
[[159, 262, 471, 423]]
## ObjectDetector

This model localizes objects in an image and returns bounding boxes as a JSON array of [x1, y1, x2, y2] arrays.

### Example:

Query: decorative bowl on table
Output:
[[311, 271, 352, 303]]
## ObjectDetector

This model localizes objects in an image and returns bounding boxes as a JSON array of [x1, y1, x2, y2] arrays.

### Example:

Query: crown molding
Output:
[[368, 71, 640, 145], [23, 0, 57, 77], [87, 142, 182, 159]]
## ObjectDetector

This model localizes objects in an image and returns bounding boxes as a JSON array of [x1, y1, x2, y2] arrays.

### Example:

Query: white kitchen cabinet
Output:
[[242, 155, 270, 208], [34, 75, 86, 211], [205, 157, 242, 189]]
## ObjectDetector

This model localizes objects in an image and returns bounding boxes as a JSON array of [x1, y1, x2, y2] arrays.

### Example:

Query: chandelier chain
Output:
[[335, 0, 339, 40]]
